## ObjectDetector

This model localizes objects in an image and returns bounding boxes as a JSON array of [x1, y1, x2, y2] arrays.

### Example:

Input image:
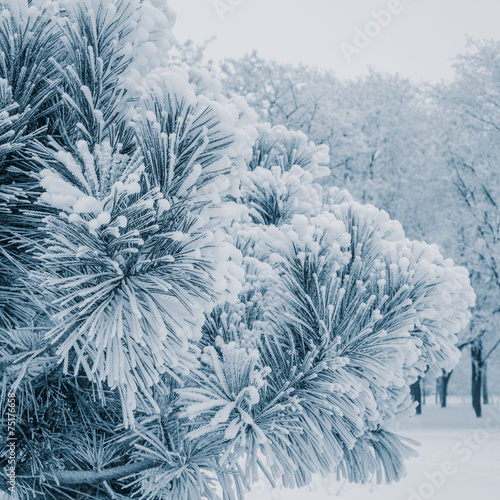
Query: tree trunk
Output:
[[471, 341, 482, 418], [438, 371, 453, 408], [410, 378, 422, 415], [482, 360, 489, 405]]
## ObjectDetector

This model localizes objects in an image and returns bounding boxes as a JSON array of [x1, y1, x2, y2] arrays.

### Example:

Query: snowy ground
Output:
[[247, 401, 500, 500]]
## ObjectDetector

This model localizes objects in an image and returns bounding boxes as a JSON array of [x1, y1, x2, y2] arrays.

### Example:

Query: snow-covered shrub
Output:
[[0, 1, 474, 499]]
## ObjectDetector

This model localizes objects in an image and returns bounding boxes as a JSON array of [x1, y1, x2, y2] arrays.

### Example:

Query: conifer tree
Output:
[[0, 1, 475, 499]]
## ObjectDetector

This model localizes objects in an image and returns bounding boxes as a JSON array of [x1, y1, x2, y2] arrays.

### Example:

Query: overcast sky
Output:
[[168, 0, 500, 82]]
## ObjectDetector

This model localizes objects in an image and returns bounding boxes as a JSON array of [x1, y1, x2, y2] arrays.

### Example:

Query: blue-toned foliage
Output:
[[0, 2, 474, 499]]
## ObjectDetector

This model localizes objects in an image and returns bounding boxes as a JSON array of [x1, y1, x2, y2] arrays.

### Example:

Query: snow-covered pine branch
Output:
[[0, 1, 474, 499]]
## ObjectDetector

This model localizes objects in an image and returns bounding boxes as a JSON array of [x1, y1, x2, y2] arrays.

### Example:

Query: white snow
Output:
[[247, 401, 500, 500]]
